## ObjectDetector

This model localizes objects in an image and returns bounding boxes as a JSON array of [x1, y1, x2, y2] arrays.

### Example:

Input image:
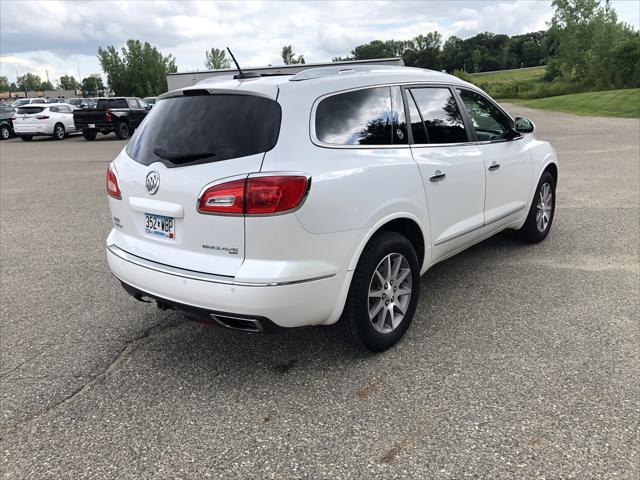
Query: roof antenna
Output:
[[227, 47, 260, 80]]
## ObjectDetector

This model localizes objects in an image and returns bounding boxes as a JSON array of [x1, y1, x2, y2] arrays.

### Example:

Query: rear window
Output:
[[126, 93, 282, 168], [17, 107, 45, 114], [97, 99, 128, 109]]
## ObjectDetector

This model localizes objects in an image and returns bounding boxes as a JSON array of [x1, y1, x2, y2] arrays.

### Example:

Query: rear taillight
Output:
[[106, 165, 121, 199], [198, 175, 309, 215], [35, 115, 49, 120], [105, 111, 112, 122]]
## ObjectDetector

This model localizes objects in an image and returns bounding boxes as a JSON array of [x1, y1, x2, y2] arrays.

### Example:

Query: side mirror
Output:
[[514, 116, 535, 133]]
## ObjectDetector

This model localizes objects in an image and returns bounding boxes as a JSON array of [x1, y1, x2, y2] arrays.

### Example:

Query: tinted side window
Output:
[[316, 87, 392, 145], [457, 89, 511, 141], [409, 88, 467, 144]]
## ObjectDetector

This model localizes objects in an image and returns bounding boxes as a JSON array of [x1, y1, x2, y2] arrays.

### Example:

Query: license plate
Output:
[[88, 123, 95, 128], [144, 213, 175, 239]]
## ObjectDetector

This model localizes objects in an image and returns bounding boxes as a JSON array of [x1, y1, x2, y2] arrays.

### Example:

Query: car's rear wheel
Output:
[[53, 123, 65, 140], [82, 129, 97, 141], [115, 122, 130, 140], [516, 171, 556, 243], [338, 231, 420, 352], [20, 135, 33, 142], [0, 125, 10, 140]]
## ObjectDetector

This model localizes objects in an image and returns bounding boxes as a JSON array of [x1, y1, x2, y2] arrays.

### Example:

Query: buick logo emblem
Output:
[[145, 170, 160, 195]]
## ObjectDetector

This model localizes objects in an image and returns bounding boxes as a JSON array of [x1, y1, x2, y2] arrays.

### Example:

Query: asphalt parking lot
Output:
[[1, 106, 638, 479]]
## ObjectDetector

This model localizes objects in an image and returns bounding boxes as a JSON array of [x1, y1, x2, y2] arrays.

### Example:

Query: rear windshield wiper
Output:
[[153, 148, 217, 163]]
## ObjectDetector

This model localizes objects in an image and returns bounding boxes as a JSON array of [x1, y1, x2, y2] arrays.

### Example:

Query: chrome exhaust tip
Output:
[[210, 314, 264, 333]]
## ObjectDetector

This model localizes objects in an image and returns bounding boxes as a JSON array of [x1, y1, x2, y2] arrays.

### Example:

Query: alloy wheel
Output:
[[368, 253, 412, 334], [536, 182, 553, 232]]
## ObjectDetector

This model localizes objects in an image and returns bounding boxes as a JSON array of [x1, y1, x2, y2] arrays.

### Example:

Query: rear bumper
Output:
[[14, 124, 52, 135], [106, 245, 349, 329]]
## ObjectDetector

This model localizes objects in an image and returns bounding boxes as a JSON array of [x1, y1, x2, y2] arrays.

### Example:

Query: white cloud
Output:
[[0, 0, 637, 83]]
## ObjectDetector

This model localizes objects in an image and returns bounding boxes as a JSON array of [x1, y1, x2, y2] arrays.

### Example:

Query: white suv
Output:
[[106, 66, 558, 352], [14, 103, 77, 141]]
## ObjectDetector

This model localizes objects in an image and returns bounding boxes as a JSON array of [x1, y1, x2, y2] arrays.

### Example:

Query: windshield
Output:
[[126, 93, 281, 168], [13, 99, 29, 107]]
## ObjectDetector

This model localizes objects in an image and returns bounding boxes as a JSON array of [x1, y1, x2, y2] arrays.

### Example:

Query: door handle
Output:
[[488, 162, 500, 171], [429, 170, 446, 182]]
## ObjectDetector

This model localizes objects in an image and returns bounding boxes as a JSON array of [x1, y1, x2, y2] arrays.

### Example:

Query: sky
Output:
[[1, 0, 639, 85]]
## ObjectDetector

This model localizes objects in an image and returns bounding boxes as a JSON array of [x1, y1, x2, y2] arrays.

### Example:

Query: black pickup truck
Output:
[[74, 97, 149, 140]]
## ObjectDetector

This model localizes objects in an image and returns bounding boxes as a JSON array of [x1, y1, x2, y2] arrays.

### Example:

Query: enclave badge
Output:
[[145, 170, 160, 195]]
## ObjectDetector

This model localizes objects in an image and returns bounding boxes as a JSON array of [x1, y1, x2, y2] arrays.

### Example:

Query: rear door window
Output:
[[315, 87, 393, 145], [408, 87, 468, 144], [126, 93, 282, 168]]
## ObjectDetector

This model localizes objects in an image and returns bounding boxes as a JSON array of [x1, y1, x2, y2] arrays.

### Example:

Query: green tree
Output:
[[549, 0, 632, 88], [81, 76, 105, 95], [402, 32, 442, 69], [0, 75, 9, 91], [98, 39, 177, 96], [281, 45, 305, 65], [205, 47, 231, 69], [59, 75, 79, 90], [40, 81, 54, 91], [17, 73, 43, 91]]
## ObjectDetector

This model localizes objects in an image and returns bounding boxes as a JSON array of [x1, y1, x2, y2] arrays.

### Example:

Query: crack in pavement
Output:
[[0, 313, 181, 438]]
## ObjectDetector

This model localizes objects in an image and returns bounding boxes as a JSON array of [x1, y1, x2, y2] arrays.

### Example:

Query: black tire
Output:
[[82, 129, 97, 141], [516, 171, 556, 243], [0, 125, 10, 141], [52, 123, 65, 140], [115, 122, 130, 140], [20, 135, 33, 142], [338, 231, 420, 352]]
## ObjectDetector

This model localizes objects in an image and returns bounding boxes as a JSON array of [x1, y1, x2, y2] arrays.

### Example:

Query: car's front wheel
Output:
[[338, 231, 420, 352], [516, 171, 556, 243]]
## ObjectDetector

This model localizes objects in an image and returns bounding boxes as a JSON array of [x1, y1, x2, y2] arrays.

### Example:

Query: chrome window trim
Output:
[[108, 244, 335, 287]]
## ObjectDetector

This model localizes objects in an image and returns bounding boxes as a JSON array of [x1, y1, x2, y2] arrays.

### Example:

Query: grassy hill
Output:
[[470, 66, 546, 86], [503, 89, 640, 118]]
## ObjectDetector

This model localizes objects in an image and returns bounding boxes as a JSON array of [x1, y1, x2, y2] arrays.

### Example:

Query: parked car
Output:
[[74, 97, 149, 140], [143, 97, 156, 108], [0, 104, 16, 140], [67, 97, 96, 109], [13, 103, 77, 141], [105, 66, 558, 352], [11, 98, 47, 108]]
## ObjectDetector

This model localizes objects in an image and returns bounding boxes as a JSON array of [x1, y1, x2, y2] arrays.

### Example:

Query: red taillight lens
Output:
[[198, 176, 309, 215], [35, 115, 49, 120], [198, 178, 245, 214], [105, 111, 112, 122], [245, 176, 308, 214], [106, 166, 121, 199]]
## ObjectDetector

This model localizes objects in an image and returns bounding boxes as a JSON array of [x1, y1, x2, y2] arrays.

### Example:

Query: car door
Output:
[[456, 88, 532, 225], [58, 104, 75, 130], [406, 86, 485, 251], [127, 99, 144, 128]]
